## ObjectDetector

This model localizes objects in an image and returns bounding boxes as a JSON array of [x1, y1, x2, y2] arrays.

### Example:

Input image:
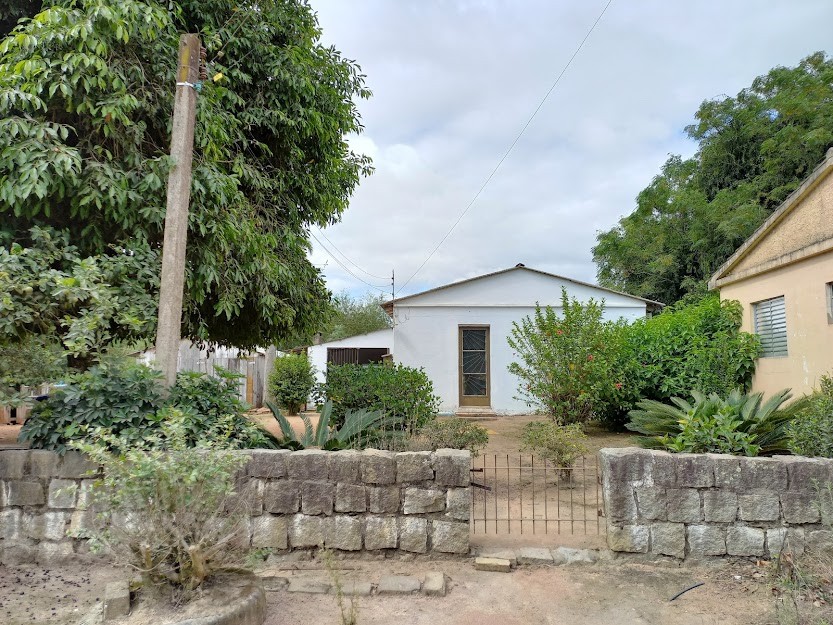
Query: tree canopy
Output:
[[0, 0, 371, 355], [593, 52, 833, 305], [321, 291, 391, 342]]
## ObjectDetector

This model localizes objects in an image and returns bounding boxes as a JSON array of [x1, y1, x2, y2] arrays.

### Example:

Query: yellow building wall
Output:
[[720, 251, 833, 398]]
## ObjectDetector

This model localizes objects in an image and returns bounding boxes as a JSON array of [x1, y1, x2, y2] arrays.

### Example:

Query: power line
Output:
[[314, 226, 390, 281], [309, 231, 389, 293], [395, 0, 615, 297]]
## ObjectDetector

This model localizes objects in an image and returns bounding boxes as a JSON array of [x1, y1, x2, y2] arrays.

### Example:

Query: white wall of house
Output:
[[307, 328, 394, 385], [391, 268, 649, 415]]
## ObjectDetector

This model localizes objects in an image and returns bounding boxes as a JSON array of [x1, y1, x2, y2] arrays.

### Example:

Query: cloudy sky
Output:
[[307, 0, 832, 300]]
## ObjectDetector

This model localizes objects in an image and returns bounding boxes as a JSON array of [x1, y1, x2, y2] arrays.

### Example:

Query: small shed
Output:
[[307, 328, 394, 386]]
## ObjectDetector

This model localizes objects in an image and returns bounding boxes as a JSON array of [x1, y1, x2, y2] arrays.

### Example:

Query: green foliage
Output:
[[19, 362, 278, 453], [412, 418, 490, 456], [593, 52, 833, 304], [788, 375, 833, 458], [324, 363, 440, 430], [627, 389, 795, 456], [321, 291, 391, 343], [507, 289, 637, 425], [0, 0, 372, 350], [268, 353, 315, 415], [0, 0, 40, 39], [520, 421, 589, 469], [0, 335, 67, 407], [74, 411, 253, 600], [265, 400, 393, 451]]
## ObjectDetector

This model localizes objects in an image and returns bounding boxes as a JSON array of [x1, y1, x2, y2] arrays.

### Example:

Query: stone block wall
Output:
[[0, 448, 471, 565], [600, 448, 833, 560]]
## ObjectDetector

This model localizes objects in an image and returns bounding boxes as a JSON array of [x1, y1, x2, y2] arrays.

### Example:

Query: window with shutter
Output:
[[753, 296, 788, 357], [827, 282, 833, 325]]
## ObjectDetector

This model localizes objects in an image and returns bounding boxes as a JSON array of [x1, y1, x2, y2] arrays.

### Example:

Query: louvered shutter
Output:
[[753, 296, 788, 357]]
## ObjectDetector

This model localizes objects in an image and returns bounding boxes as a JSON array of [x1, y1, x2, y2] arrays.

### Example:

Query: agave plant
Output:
[[265, 400, 400, 450], [626, 388, 797, 456]]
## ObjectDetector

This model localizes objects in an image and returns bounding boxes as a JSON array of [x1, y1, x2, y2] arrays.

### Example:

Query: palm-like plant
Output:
[[265, 400, 400, 450], [626, 388, 797, 456]]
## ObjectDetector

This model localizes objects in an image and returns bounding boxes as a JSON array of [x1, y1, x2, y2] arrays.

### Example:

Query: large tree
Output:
[[322, 291, 391, 342], [593, 52, 833, 305], [0, 0, 371, 355]]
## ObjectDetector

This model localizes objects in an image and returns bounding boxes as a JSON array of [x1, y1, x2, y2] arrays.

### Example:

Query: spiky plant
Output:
[[626, 388, 796, 456]]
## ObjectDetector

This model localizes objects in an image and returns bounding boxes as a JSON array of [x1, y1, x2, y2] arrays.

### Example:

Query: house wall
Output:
[[393, 303, 646, 415], [719, 251, 833, 398], [307, 329, 394, 386]]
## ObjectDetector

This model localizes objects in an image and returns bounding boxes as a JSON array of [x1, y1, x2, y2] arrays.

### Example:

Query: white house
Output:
[[307, 328, 394, 386], [383, 265, 661, 416]]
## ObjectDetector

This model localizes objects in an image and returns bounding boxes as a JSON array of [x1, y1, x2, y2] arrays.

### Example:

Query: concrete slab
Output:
[[377, 575, 421, 594], [423, 572, 447, 597]]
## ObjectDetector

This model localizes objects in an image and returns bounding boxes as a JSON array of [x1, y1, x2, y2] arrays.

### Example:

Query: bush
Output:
[[0, 336, 67, 407], [74, 411, 253, 602], [19, 362, 278, 453], [520, 421, 588, 471], [788, 374, 833, 458], [411, 418, 490, 456], [324, 363, 440, 430], [268, 353, 315, 415], [626, 388, 795, 456], [508, 288, 637, 425]]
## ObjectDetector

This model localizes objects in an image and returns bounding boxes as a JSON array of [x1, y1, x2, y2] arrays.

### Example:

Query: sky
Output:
[[307, 0, 833, 300]]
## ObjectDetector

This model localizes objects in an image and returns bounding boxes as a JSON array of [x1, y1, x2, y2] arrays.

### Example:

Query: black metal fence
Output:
[[470, 454, 604, 535]]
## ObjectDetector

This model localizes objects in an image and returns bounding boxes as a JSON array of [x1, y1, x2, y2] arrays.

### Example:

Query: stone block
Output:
[[325, 516, 363, 551], [650, 522, 685, 559], [738, 493, 780, 522], [56, 452, 98, 479], [603, 487, 637, 523], [247, 450, 289, 479], [301, 481, 334, 515], [364, 515, 398, 550], [48, 479, 77, 509], [403, 487, 445, 514], [7, 480, 45, 506], [244, 479, 264, 516], [433, 449, 470, 487], [767, 527, 805, 557], [476, 548, 516, 566], [26, 511, 70, 541], [288, 579, 332, 594], [1, 540, 36, 565], [36, 541, 74, 565], [430, 520, 468, 554], [251, 515, 288, 549], [726, 526, 766, 557], [775, 456, 833, 490], [264, 481, 300, 514], [368, 486, 400, 514], [0, 450, 26, 479], [286, 450, 329, 481], [104, 581, 131, 620], [69, 510, 97, 536], [634, 487, 666, 521], [687, 525, 726, 556], [423, 572, 446, 597], [703, 491, 738, 523], [396, 452, 434, 483], [399, 517, 428, 553], [362, 449, 397, 485], [289, 514, 324, 548], [807, 529, 833, 553], [328, 450, 361, 484], [711, 454, 741, 489], [76, 479, 96, 511], [446, 488, 470, 521], [651, 451, 677, 487], [739, 457, 787, 492], [666, 488, 701, 523], [517, 547, 554, 565], [607, 524, 649, 553], [28, 450, 58, 478], [599, 448, 653, 487], [0, 508, 22, 540], [551, 547, 597, 565], [675, 454, 714, 488], [335, 484, 366, 513], [334, 582, 373, 597], [474, 557, 512, 572], [377, 575, 421, 594]]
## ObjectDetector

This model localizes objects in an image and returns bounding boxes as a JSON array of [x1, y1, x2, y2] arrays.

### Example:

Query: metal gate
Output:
[[470, 454, 605, 535]]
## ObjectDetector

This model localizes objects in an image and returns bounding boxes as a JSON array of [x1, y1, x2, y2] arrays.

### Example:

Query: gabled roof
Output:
[[382, 265, 663, 314], [709, 148, 833, 289]]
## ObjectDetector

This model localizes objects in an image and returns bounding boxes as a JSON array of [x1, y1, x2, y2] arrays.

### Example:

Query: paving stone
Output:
[[422, 572, 446, 597], [47, 479, 77, 509], [634, 487, 666, 521], [287, 578, 333, 594], [247, 450, 289, 478], [430, 520, 468, 554], [368, 486, 400, 514], [738, 493, 780, 522], [289, 514, 324, 548], [332, 581, 373, 597], [377, 575, 421, 594], [551, 546, 598, 565], [104, 580, 130, 620], [398, 517, 428, 553], [328, 450, 362, 484], [675, 454, 714, 488], [726, 526, 765, 557], [516, 547, 554, 565], [607, 524, 649, 553], [301, 481, 334, 515], [474, 557, 512, 573], [403, 487, 445, 514], [335, 483, 367, 513], [364, 515, 398, 550], [666, 488, 701, 523], [703, 491, 738, 523], [781, 492, 821, 524], [433, 449, 471, 487], [251, 515, 288, 549], [687, 525, 726, 556], [476, 548, 517, 567], [286, 450, 329, 481], [650, 522, 685, 559], [264, 480, 300, 514], [446, 488, 470, 521], [362, 450, 397, 485], [325, 516, 363, 551], [396, 452, 434, 483]]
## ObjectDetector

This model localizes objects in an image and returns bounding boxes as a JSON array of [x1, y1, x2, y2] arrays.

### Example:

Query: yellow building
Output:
[[709, 148, 833, 398]]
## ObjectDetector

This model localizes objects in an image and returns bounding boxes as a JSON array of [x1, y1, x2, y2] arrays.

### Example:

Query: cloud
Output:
[[309, 0, 833, 298]]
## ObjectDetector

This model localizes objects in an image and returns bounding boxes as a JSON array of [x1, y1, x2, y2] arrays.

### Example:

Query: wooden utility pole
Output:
[[155, 34, 201, 389]]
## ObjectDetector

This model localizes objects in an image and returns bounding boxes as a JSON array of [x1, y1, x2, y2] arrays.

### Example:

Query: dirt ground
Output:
[[264, 556, 778, 625]]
